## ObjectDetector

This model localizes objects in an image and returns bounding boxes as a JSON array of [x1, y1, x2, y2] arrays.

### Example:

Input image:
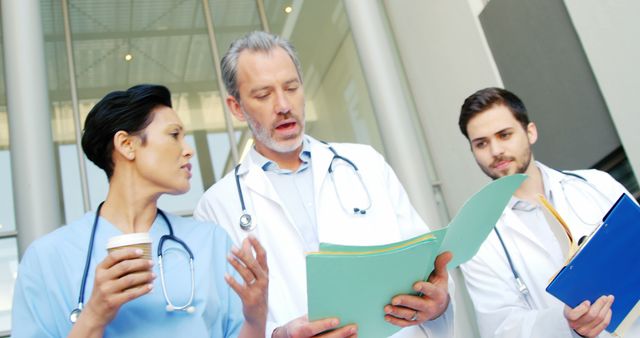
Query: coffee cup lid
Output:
[[107, 232, 152, 249]]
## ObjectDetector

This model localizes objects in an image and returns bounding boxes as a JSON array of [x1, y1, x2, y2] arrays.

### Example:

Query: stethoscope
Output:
[[69, 202, 196, 324], [497, 171, 613, 299], [234, 142, 372, 232]]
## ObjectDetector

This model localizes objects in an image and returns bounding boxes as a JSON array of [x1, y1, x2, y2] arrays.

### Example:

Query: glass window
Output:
[[593, 146, 640, 200], [0, 151, 15, 233], [0, 238, 18, 334], [59, 135, 205, 220], [207, 131, 242, 182], [269, 0, 384, 153]]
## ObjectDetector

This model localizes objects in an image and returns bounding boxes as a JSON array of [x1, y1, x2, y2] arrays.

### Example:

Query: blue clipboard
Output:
[[546, 194, 640, 335]]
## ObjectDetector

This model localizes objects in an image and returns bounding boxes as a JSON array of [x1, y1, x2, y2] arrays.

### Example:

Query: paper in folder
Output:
[[546, 194, 640, 336], [306, 174, 526, 338]]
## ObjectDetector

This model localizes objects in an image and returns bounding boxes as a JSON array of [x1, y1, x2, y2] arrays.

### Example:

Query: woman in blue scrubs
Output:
[[11, 84, 268, 337]]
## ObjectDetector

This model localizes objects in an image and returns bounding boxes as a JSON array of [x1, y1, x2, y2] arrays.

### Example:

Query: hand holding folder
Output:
[[306, 174, 526, 338], [544, 194, 640, 337]]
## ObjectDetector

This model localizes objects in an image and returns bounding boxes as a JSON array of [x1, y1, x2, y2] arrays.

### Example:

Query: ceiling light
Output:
[[124, 53, 133, 62], [284, 5, 293, 14]]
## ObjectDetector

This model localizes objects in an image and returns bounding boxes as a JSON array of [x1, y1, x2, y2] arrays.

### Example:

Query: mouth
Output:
[[275, 119, 297, 129], [274, 118, 300, 136], [181, 163, 192, 178], [491, 159, 512, 170]]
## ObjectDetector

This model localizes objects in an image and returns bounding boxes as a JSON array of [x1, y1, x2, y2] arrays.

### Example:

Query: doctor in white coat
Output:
[[194, 31, 454, 338], [457, 87, 640, 338]]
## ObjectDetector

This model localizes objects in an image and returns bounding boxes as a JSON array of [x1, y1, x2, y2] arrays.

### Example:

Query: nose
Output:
[[274, 89, 291, 115], [489, 140, 504, 157], [183, 139, 194, 158]]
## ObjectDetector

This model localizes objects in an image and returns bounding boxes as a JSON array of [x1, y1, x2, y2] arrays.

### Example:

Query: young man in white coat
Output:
[[458, 87, 639, 338], [193, 31, 454, 338]]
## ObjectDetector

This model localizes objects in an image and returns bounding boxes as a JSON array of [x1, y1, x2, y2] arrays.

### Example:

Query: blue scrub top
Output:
[[11, 212, 243, 337]]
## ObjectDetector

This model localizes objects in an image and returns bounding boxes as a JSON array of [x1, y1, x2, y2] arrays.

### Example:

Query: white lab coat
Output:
[[461, 162, 640, 338], [194, 136, 454, 338]]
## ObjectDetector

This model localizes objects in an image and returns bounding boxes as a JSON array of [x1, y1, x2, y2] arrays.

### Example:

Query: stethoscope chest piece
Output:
[[239, 213, 255, 231], [69, 306, 82, 323], [70, 204, 197, 324]]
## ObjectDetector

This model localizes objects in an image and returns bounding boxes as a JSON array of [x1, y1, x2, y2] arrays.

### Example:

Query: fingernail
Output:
[[384, 316, 391, 322], [135, 248, 143, 255], [231, 246, 240, 254], [350, 326, 357, 334], [151, 272, 157, 279], [392, 299, 400, 306], [148, 260, 154, 267], [148, 284, 154, 290], [331, 319, 339, 326]]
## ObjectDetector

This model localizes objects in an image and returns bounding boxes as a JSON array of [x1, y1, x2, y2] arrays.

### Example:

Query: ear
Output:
[[526, 122, 538, 145], [226, 95, 246, 122], [113, 130, 136, 161]]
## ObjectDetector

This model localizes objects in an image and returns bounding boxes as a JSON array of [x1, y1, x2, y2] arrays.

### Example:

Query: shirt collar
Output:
[[248, 137, 311, 174], [509, 162, 553, 211]]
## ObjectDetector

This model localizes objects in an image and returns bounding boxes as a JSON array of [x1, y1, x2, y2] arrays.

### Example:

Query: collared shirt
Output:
[[508, 163, 564, 266], [249, 138, 318, 251]]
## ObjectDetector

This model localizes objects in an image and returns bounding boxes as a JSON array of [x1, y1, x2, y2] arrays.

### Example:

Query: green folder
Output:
[[306, 174, 526, 338]]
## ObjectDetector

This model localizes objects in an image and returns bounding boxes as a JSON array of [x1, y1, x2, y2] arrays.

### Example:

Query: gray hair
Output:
[[221, 31, 303, 101]]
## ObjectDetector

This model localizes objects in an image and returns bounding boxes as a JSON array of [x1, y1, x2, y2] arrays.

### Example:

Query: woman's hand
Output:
[[226, 236, 269, 335], [69, 248, 155, 337]]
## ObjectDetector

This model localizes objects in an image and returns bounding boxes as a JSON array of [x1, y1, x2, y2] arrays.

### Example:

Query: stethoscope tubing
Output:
[[233, 141, 373, 232], [498, 170, 612, 299], [70, 204, 195, 323], [75, 201, 105, 316]]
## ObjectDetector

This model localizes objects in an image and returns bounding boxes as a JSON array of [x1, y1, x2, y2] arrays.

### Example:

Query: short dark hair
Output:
[[81, 84, 172, 179], [458, 87, 530, 139]]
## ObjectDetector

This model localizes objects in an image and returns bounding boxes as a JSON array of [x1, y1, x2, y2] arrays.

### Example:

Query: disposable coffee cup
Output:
[[106, 233, 152, 260]]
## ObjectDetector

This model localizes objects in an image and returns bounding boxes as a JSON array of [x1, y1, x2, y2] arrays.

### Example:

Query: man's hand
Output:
[[384, 251, 452, 327], [271, 315, 357, 338], [564, 295, 614, 338]]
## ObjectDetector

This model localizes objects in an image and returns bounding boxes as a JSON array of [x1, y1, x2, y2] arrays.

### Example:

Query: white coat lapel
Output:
[[500, 209, 543, 248], [499, 208, 555, 262], [238, 150, 308, 243], [238, 160, 283, 206], [308, 137, 333, 210]]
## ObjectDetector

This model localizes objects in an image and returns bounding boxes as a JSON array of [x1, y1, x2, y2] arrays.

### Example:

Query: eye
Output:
[[473, 141, 487, 149], [170, 131, 180, 139], [286, 85, 298, 92], [254, 92, 270, 100], [499, 131, 512, 140]]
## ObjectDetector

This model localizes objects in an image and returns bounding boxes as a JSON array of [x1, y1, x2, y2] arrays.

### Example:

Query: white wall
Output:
[[382, 1, 504, 336], [383, 0, 500, 218], [564, 0, 640, 179]]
